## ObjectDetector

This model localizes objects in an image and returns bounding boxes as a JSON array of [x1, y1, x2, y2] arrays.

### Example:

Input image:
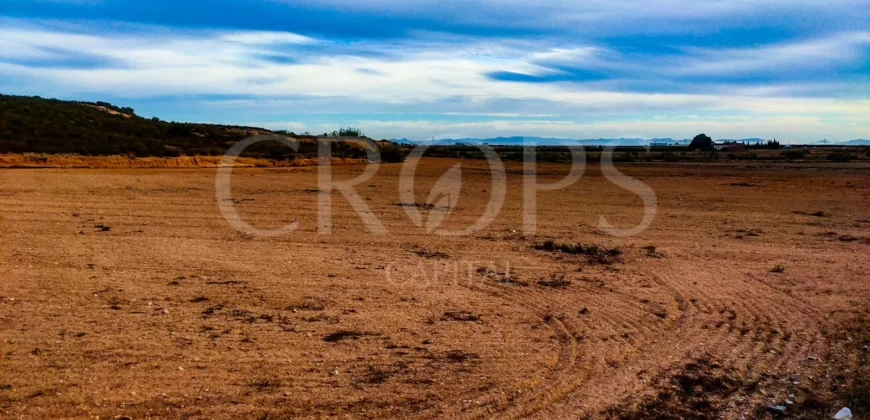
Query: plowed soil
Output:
[[0, 153, 366, 169], [1, 159, 868, 419]]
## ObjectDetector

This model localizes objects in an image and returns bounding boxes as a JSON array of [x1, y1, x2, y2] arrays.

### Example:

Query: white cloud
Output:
[[0, 18, 867, 140], [274, 0, 867, 32], [220, 31, 317, 45], [676, 32, 870, 76]]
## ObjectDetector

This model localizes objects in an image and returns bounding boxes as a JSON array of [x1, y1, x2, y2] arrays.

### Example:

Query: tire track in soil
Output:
[[483, 256, 827, 418], [562, 261, 826, 417], [448, 260, 686, 419], [452, 280, 582, 419]]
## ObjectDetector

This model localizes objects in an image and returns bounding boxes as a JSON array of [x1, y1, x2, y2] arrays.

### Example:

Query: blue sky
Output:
[[1, 0, 868, 141]]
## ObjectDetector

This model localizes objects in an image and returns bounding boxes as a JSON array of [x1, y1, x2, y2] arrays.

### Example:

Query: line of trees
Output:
[[689, 133, 781, 150]]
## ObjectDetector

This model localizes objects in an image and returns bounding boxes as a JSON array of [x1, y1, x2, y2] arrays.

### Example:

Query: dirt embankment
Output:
[[0, 154, 367, 169]]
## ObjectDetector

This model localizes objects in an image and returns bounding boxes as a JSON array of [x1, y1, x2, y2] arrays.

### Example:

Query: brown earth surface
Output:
[[0, 154, 367, 169], [1, 159, 868, 419]]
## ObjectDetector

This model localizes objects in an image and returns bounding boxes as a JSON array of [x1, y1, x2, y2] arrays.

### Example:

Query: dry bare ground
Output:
[[0, 159, 868, 419], [0, 154, 366, 169]]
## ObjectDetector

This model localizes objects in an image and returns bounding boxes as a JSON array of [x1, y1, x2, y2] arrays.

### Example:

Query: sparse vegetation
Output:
[[781, 149, 808, 160], [378, 143, 405, 163], [534, 240, 623, 264], [323, 330, 371, 343], [408, 144, 869, 165], [538, 273, 572, 288], [838, 235, 870, 244], [827, 152, 857, 162], [478, 267, 529, 286], [609, 358, 757, 419], [443, 350, 479, 363], [361, 365, 392, 384], [793, 210, 829, 217], [770, 264, 785, 273], [585, 246, 623, 265], [394, 202, 436, 210], [496, 275, 529, 286], [329, 127, 364, 137], [288, 297, 326, 311], [534, 240, 586, 254], [442, 310, 481, 322], [249, 377, 283, 391], [409, 247, 449, 259], [644, 246, 664, 258]]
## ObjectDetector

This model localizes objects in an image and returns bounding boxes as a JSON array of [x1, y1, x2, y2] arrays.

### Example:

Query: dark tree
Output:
[[689, 133, 714, 150], [378, 144, 404, 163], [339, 127, 363, 137]]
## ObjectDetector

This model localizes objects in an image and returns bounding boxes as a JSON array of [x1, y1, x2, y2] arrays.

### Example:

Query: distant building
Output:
[[649, 141, 671, 147], [713, 141, 745, 151]]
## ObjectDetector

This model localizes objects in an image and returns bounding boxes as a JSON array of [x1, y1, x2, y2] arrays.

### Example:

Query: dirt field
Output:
[[1, 159, 868, 419], [0, 153, 367, 169]]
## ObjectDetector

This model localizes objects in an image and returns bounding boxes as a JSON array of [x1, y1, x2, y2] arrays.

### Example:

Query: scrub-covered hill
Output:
[[0, 94, 372, 160]]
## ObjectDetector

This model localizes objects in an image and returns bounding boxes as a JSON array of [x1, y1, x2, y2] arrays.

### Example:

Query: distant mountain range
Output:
[[813, 139, 870, 145], [393, 136, 870, 146], [393, 136, 673, 146], [394, 136, 650, 146]]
